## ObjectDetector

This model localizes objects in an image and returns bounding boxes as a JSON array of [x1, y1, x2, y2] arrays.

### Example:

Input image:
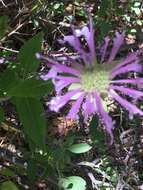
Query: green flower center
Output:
[[80, 63, 113, 95]]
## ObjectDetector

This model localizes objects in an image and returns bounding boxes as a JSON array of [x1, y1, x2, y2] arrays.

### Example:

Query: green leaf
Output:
[[134, 2, 140, 7], [99, 21, 111, 39], [68, 143, 92, 154], [0, 181, 19, 190], [132, 7, 141, 15], [0, 16, 8, 39], [90, 116, 106, 152], [99, 0, 110, 16], [0, 69, 17, 93], [124, 15, 130, 22], [130, 28, 137, 33], [27, 159, 37, 182], [8, 79, 53, 97], [0, 69, 52, 98], [18, 32, 43, 78], [53, 3, 61, 9], [0, 107, 4, 122], [13, 98, 47, 149], [136, 19, 142, 26], [0, 168, 16, 177], [59, 176, 86, 190]]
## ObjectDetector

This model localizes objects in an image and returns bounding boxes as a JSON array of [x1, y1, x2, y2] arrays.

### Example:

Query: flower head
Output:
[[38, 18, 143, 144]]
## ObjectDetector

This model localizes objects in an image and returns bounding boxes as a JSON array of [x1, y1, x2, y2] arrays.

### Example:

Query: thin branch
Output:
[[0, 0, 7, 7], [0, 22, 29, 42], [0, 46, 19, 53]]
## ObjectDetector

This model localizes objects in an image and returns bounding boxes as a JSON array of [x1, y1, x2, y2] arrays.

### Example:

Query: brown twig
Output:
[[0, 21, 29, 42]]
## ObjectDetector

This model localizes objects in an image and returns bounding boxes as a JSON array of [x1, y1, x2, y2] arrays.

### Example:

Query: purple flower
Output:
[[0, 57, 5, 64], [38, 18, 143, 144]]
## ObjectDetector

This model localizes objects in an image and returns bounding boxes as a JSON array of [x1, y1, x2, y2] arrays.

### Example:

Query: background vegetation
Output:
[[0, 0, 143, 189]]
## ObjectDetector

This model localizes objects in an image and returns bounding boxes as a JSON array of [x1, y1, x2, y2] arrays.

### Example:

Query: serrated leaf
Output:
[[59, 176, 86, 190], [0, 68, 52, 98], [18, 32, 43, 78], [0, 181, 19, 190], [8, 78, 53, 97], [13, 98, 47, 149], [0, 69, 17, 93], [68, 143, 92, 154]]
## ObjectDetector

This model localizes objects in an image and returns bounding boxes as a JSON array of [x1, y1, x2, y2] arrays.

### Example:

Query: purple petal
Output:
[[88, 16, 96, 60], [56, 76, 80, 82], [55, 80, 69, 94], [107, 32, 125, 63], [49, 89, 81, 112], [63, 53, 83, 70], [63, 25, 94, 65], [82, 94, 96, 120], [111, 78, 143, 86], [111, 62, 142, 78], [55, 77, 80, 94], [94, 92, 114, 144], [75, 26, 90, 38], [64, 31, 90, 64], [110, 90, 143, 118], [72, 27, 93, 65], [40, 66, 60, 80], [37, 54, 80, 76], [0, 57, 5, 64], [64, 35, 76, 48], [67, 94, 85, 119], [75, 19, 96, 60], [100, 36, 110, 63], [35, 53, 53, 67], [53, 63, 80, 76], [112, 52, 139, 72], [110, 85, 143, 100]]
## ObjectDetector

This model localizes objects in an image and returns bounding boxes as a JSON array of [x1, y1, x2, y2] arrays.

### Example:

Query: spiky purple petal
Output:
[[108, 32, 124, 63], [110, 90, 143, 119], [41, 66, 59, 81], [95, 92, 114, 144], [49, 89, 81, 112], [111, 62, 142, 78], [82, 94, 96, 120], [111, 85, 143, 100], [100, 36, 110, 63], [67, 94, 85, 119], [111, 78, 143, 86]]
